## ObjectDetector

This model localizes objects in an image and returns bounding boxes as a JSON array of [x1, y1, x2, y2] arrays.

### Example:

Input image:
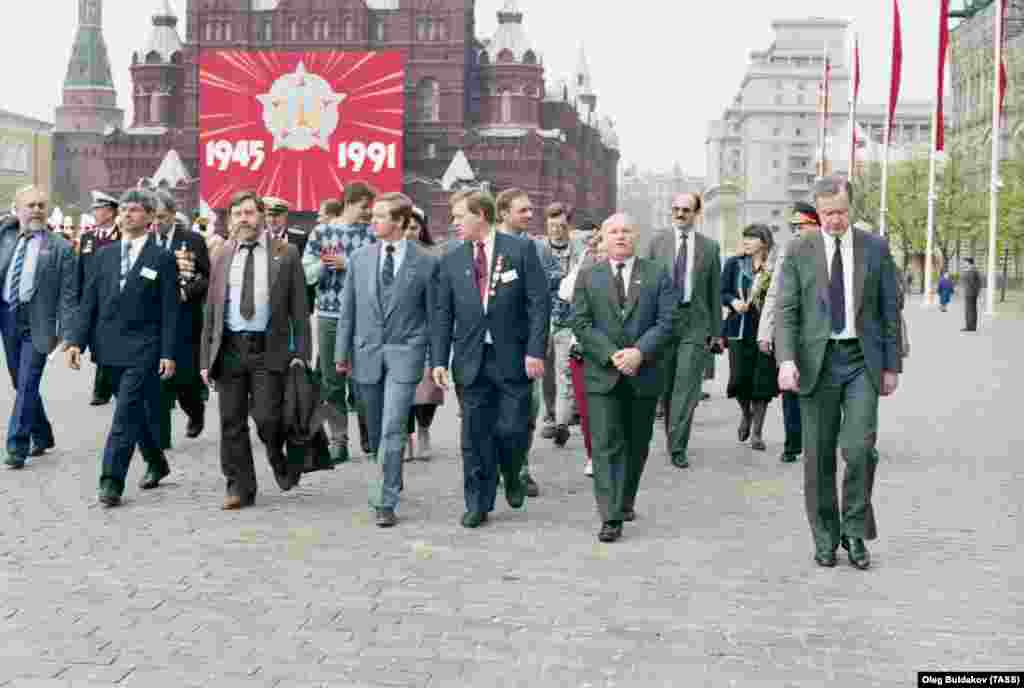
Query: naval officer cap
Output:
[[90, 191, 119, 211], [263, 197, 290, 215]]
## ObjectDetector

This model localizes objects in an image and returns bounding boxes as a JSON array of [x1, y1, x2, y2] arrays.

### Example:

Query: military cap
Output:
[[263, 197, 290, 214], [90, 190, 119, 210], [789, 201, 820, 227]]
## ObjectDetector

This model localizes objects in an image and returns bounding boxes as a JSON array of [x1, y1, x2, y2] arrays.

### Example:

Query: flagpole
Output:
[[924, 102, 939, 306], [986, 0, 1003, 318], [880, 112, 890, 237], [848, 33, 858, 179]]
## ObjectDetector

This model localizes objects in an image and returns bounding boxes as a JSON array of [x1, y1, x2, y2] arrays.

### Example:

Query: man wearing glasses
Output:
[[645, 192, 722, 469]]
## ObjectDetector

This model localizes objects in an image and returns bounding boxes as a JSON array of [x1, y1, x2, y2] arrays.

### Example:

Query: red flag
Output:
[[852, 35, 861, 103], [936, 0, 950, 151], [888, 0, 903, 140], [999, 0, 1009, 115]]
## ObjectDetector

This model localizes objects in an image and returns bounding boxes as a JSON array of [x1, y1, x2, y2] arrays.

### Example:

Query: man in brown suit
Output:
[[200, 191, 311, 510]]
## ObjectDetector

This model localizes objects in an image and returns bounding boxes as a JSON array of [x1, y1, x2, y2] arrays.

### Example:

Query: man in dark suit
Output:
[[0, 186, 78, 468], [432, 190, 549, 528], [200, 191, 310, 510], [67, 190, 178, 506], [778, 174, 901, 570], [645, 192, 723, 468], [336, 192, 438, 527], [78, 191, 121, 406], [572, 213, 674, 542], [960, 258, 983, 332], [152, 191, 210, 448]]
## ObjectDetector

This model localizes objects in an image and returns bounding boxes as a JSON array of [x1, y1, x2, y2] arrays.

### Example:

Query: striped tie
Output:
[[120, 241, 131, 290], [8, 234, 30, 305]]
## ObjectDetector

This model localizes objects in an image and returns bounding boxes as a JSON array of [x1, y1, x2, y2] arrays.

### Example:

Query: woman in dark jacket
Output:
[[722, 224, 779, 451]]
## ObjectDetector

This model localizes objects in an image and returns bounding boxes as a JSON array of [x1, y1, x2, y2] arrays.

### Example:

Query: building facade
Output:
[[617, 163, 704, 243], [54, 0, 620, 236], [0, 109, 54, 211]]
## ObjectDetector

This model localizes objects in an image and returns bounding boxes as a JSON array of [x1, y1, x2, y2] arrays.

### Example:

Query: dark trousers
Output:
[[159, 373, 205, 450], [101, 363, 162, 493], [0, 303, 53, 458], [965, 295, 979, 331], [587, 379, 658, 523], [215, 334, 287, 498], [801, 339, 880, 553], [782, 390, 802, 455], [461, 345, 531, 514], [93, 363, 113, 402], [663, 339, 710, 457], [406, 404, 438, 434]]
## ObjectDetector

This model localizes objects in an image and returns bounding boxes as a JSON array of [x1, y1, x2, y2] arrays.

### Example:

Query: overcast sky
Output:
[[8, 0, 942, 177]]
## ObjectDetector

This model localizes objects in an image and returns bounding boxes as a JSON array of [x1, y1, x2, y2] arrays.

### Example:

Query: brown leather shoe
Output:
[[222, 494, 255, 510]]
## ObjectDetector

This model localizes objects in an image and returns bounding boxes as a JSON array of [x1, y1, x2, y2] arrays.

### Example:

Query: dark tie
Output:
[[158, 232, 170, 251], [614, 262, 627, 308], [381, 244, 395, 287], [120, 240, 131, 290], [240, 242, 257, 320], [8, 233, 31, 304], [830, 236, 846, 334], [674, 230, 688, 292], [474, 241, 488, 301]]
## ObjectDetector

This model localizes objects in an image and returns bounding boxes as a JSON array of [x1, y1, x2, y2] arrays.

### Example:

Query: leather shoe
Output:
[[552, 425, 570, 447], [524, 473, 540, 497], [460, 511, 488, 528], [185, 415, 204, 439], [89, 396, 110, 406], [843, 536, 871, 570], [273, 469, 300, 492], [780, 452, 799, 463], [540, 424, 557, 440], [29, 439, 54, 457], [504, 473, 526, 508], [622, 510, 636, 522], [222, 494, 255, 510], [139, 458, 170, 489], [598, 521, 622, 543], [671, 453, 689, 469], [5, 455, 26, 469], [376, 509, 398, 527], [98, 481, 122, 507], [814, 550, 838, 567]]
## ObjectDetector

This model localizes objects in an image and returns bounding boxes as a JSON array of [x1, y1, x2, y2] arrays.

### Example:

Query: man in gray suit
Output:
[[336, 192, 438, 527], [0, 186, 77, 468], [778, 175, 901, 570]]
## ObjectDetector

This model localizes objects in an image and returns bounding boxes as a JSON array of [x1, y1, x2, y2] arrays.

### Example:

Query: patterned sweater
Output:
[[301, 222, 375, 319]]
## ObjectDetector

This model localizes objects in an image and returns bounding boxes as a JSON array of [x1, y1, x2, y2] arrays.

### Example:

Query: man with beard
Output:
[[67, 190, 178, 506], [0, 186, 77, 468], [78, 191, 121, 406], [152, 191, 211, 448]]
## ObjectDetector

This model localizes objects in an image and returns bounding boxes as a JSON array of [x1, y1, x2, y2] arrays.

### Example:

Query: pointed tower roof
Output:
[[150, 149, 192, 188], [64, 0, 115, 90], [490, 0, 534, 62], [137, 0, 182, 63], [441, 150, 476, 191], [575, 43, 595, 96]]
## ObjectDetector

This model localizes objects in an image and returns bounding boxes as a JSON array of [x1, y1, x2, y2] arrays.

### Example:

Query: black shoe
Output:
[[552, 424, 570, 447], [29, 439, 54, 457], [89, 396, 110, 406], [524, 473, 540, 498], [5, 455, 26, 470], [570, 413, 581, 426], [671, 453, 689, 469], [814, 550, 838, 567], [540, 424, 557, 440], [360, 438, 372, 455], [598, 521, 622, 543], [504, 472, 526, 509], [843, 536, 871, 570], [332, 444, 350, 465], [780, 452, 799, 463], [376, 508, 398, 527], [623, 510, 636, 522], [185, 414, 204, 439], [701, 392, 711, 401], [139, 457, 170, 490], [98, 482, 122, 507], [461, 511, 488, 528], [273, 468, 300, 492]]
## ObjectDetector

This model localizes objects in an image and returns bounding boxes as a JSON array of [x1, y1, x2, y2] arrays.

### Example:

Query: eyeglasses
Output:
[[25, 202, 46, 209], [671, 207, 696, 213]]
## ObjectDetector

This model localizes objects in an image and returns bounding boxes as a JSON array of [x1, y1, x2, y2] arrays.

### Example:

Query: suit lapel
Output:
[[691, 233, 705, 286], [32, 232, 53, 290], [367, 243, 383, 317], [593, 261, 619, 317], [853, 229, 866, 317], [268, 236, 285, 294], [385, 243, 417, 320], [622, 259, 645, 321], [813, 232, 830, 310]]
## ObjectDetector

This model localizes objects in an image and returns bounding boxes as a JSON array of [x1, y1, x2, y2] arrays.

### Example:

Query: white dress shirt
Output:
[[609, 255, 636, 300], [474, 229, 497, 343], [672, 224, 696, 303], [378, 239, 407, 279], [226, 235, 271, 333], [822, 228, 856, 340], [119, 234, 150, 290]]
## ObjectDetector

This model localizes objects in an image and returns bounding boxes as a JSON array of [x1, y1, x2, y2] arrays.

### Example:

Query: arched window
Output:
[[262, 20, 273, 42], [429, 20, 438, 40], [312, 20, 322, 40], [497, 48, 514, 63], [375, 20, 385, 42], [343, 17, 354, 41], [145, 50, 162, 64], [500, 90, 512, 123], [416, 18, 427, 41], [321, 20, 330, 40], [438, 21, 447, 41], [224, 22, 232, 41], [204, 22, 213, 41], [289, 19, 299, 42], [213, 22, 223, 41], [416, 78, 439, 122]]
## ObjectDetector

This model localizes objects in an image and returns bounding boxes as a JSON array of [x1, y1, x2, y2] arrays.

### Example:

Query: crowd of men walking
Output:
[[2, 173, 906, 568]]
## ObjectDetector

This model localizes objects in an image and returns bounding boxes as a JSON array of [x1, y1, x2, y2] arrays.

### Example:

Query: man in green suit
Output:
[[777, 175, 902, 570], [645, 193, 723, 468], [573, 213, 674, 542]]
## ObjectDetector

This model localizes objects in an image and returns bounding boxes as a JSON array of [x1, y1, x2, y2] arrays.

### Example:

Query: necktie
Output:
[[120, 240, 131, 290], [474, 241, 488, 301], [381, 244, 395, 287], [158, 232, 170, 251], [8, 233, 31, 304], [614, 262, 627, 307], [240, 242, 257, 320], [830, 236, 846, 334], [674, 230, 688, 292]]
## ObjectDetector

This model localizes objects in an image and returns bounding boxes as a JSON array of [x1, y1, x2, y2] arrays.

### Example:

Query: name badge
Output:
[[140, 267, 158, 280], [501, 269, 519, 283], [82, 245, 93, 254]]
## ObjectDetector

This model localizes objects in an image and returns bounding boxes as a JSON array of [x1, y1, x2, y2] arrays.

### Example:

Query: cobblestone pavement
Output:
[[1, 298, 1021, 687]]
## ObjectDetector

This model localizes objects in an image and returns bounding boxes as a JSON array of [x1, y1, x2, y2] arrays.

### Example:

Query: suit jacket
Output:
[[0, 223, 78, 355], [336, 241, 439, 385], [777, 228, 901, 396], [644, 228, 722, 343], [571, 257, 675, 397], [962, 267, 982, 299], [200, 235, 310, 380], [434, 231, 549, 386], [154, 227, 210, 377], [70, 237, 177, 367]]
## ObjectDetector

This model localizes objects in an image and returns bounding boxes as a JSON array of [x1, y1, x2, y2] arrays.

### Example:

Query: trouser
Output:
[[0, 303, 53, 458], [568, 357, 593, 459], [782, 390, 802, 455], [550, 328, 575, 426], [407, 404, 438, 434], [663, 337, 711, 457], [541, 329, 556, 421], [317, 316, 350, 443], [158, 371, 205, 450], [524, 380, 540, 471], [965, 295, 979, 331], [587, 380, 658, 523], [801, 339, 880, 552], [215, 333, 287, 498], [93, 363, 113, 402], [359, 373, 418, 511], [461, 345, 531, 513], [100, 363, 162, 494]]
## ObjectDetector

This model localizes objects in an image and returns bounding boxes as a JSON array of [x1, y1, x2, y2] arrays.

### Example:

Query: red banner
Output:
[[936, 0, 950, 151], [199, 50, 405, 211], [888, 0, 903, 140]]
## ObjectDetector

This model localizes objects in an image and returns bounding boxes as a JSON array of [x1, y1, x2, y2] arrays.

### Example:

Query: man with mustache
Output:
[[0, 186, 77, 469]]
